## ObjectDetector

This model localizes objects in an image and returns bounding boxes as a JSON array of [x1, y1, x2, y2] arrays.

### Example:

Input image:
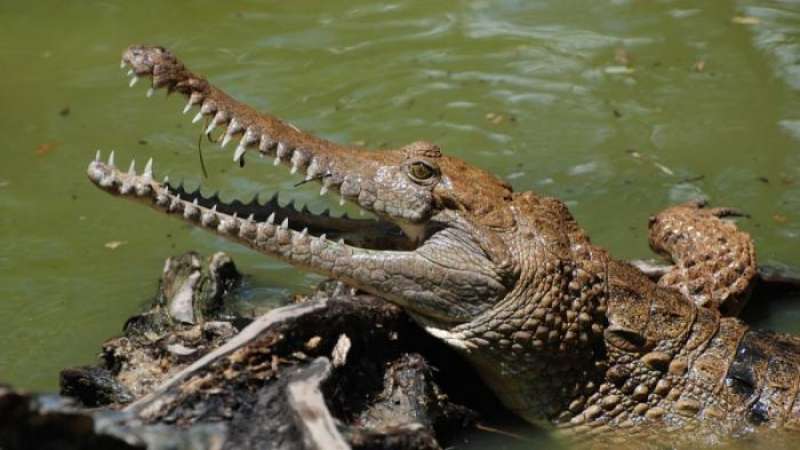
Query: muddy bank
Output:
[[0, 252, 525, 450]]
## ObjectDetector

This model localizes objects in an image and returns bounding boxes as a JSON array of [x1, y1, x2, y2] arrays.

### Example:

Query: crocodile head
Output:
[[89, 46, 517, 329]]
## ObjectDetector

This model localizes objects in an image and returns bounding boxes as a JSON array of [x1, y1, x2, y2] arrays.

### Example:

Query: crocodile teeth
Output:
[[143, 158, 154, 180], [120, 60, 126, 69], [200, 101, 217, 115], [108, 150, 116, 167], [95, 150, 101, 162], [127, 160, 136, 176], [320, 185, 328, 196], [206, 111, 227, 135], [183, 92, 204, 114], [233, 144, 247, 163], [280, 218, 289, 230], [126, 69, 133, 76], [221, 118, 243, 148], [129, 76, 138, 87], [192, 111, 204, 124], [258, 135, 275, 154], [146, 87, 155, 98], [267, 212, 275, 225], [274, 142, 291, 166]]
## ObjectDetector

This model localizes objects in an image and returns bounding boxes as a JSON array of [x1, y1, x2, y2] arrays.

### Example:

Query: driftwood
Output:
[[0, 252, 517, 450]]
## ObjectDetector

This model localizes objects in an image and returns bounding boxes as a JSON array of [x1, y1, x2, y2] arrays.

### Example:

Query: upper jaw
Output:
[[118, 45, 434, 247]]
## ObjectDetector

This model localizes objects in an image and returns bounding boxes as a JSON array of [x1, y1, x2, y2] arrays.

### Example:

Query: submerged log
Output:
[[1, 252, 518, 450]]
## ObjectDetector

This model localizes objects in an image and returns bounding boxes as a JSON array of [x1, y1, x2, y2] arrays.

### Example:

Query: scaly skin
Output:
[[88, 46, 800, 445]]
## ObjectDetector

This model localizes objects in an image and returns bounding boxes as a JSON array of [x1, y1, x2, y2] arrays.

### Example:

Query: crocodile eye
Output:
[[408, 161, 437, 182]]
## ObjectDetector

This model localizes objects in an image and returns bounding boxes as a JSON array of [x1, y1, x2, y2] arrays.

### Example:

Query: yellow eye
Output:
[[408, 161, 436, 182]]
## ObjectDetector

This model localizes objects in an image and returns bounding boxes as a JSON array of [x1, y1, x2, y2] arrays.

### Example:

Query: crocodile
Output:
[[88, 45, 799, 445]]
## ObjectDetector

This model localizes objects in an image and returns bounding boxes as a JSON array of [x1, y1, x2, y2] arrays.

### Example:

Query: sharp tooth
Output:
[[192, 111, 204, 124], [339, 197, 345, 206], [143, 158, 153, 179], [163, 175, 169, 184], [267, 212, 275, 224], [200, 101, 216, 115], [221, 118, 242, 147], [205, 121, 217, 135], [280, 218, 289, 229], [193, 198, 199, 206], [120, 60, 126, 69], [300, 228, 308, 237], [273, 155, 281, 166], [290, 162, 299, 175], [258, 135, 274, 154], [127, 160, 136, 176], [126, 69, 133, 76], [211, 204, 218, 212], [183, 92, 203, 114], [320, 185, 328, 196], [95, 150, 101, 161], [320, 233, 327, 241], [129, 76, 138, 87], [338, 238, 345, 245], [247, 214, 255, 222], [108, 151, 116, 167], [146, 87, 155, 98], [277, 142, 291, 158], [233, 144, 247, 162]]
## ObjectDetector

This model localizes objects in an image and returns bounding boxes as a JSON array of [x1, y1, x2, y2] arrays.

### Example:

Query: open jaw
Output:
[[88, 46, 422, 258]]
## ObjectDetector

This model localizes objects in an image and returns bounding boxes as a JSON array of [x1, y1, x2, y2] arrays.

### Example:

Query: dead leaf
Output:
[[105, 240, 128, 250], [486, 112, 509, 125], [693, 60, 705, 72], [614, 48, 631, 65], [604, 66, 635, 75], [773, 214, 789, 224], [732, 16, 760, 25], [35, 142, 60, 156]]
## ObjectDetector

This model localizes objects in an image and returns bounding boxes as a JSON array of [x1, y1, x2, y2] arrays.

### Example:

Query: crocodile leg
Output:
[[647, 201, 758, 316]]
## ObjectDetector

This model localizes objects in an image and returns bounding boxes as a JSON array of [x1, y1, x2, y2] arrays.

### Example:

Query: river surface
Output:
[[1, 0, 799, 448]]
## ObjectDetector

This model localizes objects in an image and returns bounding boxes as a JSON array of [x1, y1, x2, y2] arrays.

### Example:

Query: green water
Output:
[[1, 0, 799, 446]]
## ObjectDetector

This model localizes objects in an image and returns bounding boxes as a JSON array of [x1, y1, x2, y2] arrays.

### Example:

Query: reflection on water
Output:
[[0, 0, 799, 448]]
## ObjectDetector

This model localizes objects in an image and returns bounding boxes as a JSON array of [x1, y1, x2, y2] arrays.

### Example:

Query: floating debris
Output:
[[693, 60, 706, 72], [773, 214, 789, 224], [35, 142, 60, 157], [732, 16, 761, 25], [604, 66, 635, 75], [614, 48, 631, 66], [104, 240, 128, 250]]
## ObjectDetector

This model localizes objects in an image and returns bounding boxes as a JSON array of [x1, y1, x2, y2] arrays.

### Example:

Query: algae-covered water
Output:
[[1, 0, 799, 447]]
